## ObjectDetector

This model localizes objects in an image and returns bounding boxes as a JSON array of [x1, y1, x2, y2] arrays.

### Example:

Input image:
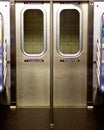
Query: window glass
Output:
[[60, 9, 80, 54], [24, 9, 44, 54]]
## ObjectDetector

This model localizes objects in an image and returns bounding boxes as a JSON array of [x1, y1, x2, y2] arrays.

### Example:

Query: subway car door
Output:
[[53, 3, 88, 107], [0, 2, 10, 104], [16, 3, 50, 107], [16, 2, 88, 107]]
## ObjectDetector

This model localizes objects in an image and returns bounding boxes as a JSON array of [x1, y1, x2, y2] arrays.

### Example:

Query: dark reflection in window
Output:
[[60, 9, 79, 54], [24, 9, 43, 54]]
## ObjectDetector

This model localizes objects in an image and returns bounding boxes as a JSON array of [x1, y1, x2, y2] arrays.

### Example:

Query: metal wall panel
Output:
[[87, 1, 93, 106], [93, 2, 104, 105], [0, 1, 10, 105], [10, 0, 16, 106]]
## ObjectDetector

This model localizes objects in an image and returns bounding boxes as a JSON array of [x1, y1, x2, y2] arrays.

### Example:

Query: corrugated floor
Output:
[[0, 107, 104, 130]]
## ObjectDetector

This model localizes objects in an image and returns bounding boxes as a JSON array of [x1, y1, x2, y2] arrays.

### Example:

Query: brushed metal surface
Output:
[[16, 3, 50, 107], [53, 3, 88, 107], [16, 2, 88, 107]]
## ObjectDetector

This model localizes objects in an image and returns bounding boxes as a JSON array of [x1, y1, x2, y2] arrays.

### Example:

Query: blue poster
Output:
[[0, 61, 2, 93], [101, 62, 104, 93], [102, 15, 104, 44], [0, 45, 2, 56]]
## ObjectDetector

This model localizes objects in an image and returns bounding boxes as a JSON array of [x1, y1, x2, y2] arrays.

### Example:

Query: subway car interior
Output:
[[0, 0, 104, 130]]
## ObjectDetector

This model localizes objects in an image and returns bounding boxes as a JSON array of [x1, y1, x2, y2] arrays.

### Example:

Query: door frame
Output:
[[10, 0, 93, 107]]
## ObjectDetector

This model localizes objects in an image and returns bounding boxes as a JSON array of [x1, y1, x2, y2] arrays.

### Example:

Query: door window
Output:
[[57, 7, 82, 58], [22, 8, 46, 56]]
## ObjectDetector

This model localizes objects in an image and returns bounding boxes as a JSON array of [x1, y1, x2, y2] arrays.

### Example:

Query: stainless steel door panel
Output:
[[16, 3, 50, 107], [53, 3, 88, 107]]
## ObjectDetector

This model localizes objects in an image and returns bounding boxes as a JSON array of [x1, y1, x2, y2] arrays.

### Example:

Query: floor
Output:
[[0, 107, 104, 130]]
